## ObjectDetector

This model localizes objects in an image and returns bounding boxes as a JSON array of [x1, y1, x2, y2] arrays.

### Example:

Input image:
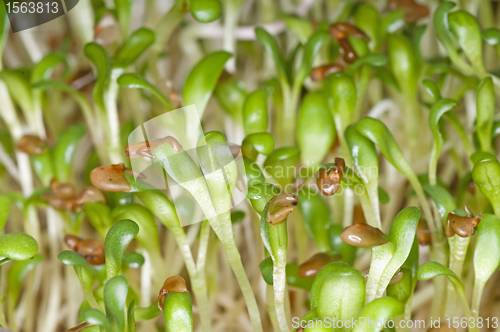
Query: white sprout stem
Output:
[[445, 236, 470, 318], [0, 144, 20, 183], [140, 250, 152, 306], [273, 258, 289, 332], [105, 69, 124, 164], [223, 0, 241, 73], [266, 285, 281, 331]]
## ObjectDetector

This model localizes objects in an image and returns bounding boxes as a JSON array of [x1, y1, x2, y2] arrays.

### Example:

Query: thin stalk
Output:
[[266, 285, 280, 331], [149, 0, 189, 81], [445, 236, 470, 318], [274, 257, 288, 332], [105, 69, 124, 164], [223, 0, 242, 73], [279, 82, 300, 147], [353, 64, 371, 121], [0, 266, 6, 328], [220, 230, 263, 332]]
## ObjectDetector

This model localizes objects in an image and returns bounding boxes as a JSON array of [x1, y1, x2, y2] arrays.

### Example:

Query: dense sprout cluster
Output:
[[1, 0, 500, 331]]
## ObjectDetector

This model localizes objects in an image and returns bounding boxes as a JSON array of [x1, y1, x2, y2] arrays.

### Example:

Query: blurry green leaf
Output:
[[215, 77, 247, 120], [297, 91, 335, 168], [279, 14, 313, 44], [31, 53, 66, 83], [476, 77, 495, 153], [255, 27, 289, 85], [82, 308, 111, 329], [162, 288, 194, 332], [84, 43, 110, 110], [183, 51, 231, 116], [114, 28, 156, 68], [122, 251, 145, 269], [295, 31, 329, 86], [482, 28, 500, 45], [104, 219, 139, 280], [117, 73, 173, 110], [0, 233, 38, 263], [114, 0, 132, 38], [243, 89, 268, 135], [53, 124, 86, 183], [241, 132, 274, 161], [353, 297, 404, 332], [263, 147, 300, 188], [297, 190, 332, 252], [104, 275, 129, 332], [190, 0, 222, 23]]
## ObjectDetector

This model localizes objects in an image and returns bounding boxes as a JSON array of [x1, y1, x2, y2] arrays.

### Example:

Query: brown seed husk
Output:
[[446, 212, 480, 238], [316, 158, 345, 196], [64, 234, 81, 251], [43, 195, 74, 211], [341, 223, 388, 247], [310, 64, 344, 82], [51, 180, 77, 199], [158, 275, 188, 310], [266, 193, 299, 225], [298, 253, 339, 278], [16, 134, 47, 155], [77, 239, 105, 265], [417, 220, 431, 245], [353, 204, 366, 225], [90, 164, 132, 192], [338, 38, 358, 63], [389, 271, 403, 285], [74, 187, 106, 206], [328, 22, 370, 41], [387, 0, 429, 23], [64, 322, 91, 332]]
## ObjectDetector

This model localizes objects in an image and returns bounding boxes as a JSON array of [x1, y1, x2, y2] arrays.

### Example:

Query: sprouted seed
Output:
[[316, 157, 345, 196], [298, 253, 340, 278], [445, 212, 481, 238], [90, 164, 134, 192], [64, 235, 105, 265], [265, 193, 299, 225], [387, 0, 430, 23], [340, 223, 388, 247], [310, 64, 344, 82], [158, 275, 188, 310], [15, 134, 47, 155]]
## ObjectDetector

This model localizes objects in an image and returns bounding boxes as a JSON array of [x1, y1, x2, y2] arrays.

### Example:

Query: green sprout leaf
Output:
[[58, 250, 100, 309], [295, 31, 329, 87], [241, 132, 274, 161], [122, 252, 145, 269], [84, 42, 110, 110], [243, 89, 268, 135], [476, 77, 495, 153], [366, 207, 420, 303], [428, 99, 458, 185], [297, 190, 332, 252], [263, 147, 300, 189], [482, 28, 500, 45], [104, 219, 140, 280], [345, 123, 380, 228], [113, 28, 156, 68], [472, 214, 500, 317], [353, 297, 404, 332], [297, 91, 335, 169], [117, 73, 173, 110], [255, 27, 289, 85], [0, 195, 11, 232], [310, 261, 365, 323], [183, 51, 231, 116], [471, 153, 500, 216], [214, 76, 247, 121], [104, 275, 129, 332], [190, 0, 222, 23], [114, 0, 132, 38], [0, 233, 38, 263], [162, 288, 194, 332], [279, 14, 313, 44], [448, 10, 485, 75], [82, 308, 111, 330], [31, 52, 66, 83], [53, 124, 86, 183]]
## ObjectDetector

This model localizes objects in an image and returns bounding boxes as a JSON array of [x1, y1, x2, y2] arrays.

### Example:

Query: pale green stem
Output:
[[274, 259, 289, 332], [223, 0, 242, 73], [353, 64, 371, 121], [266, 285, 280, 331], [471, 280, 484, 319], [105, 69, 124, 164], [358, 187, 381, 229], [445, 236, 470, 317], [279, 82, 300, 147], [0, 266, 5, 329], [150, 0, 189, 81]]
